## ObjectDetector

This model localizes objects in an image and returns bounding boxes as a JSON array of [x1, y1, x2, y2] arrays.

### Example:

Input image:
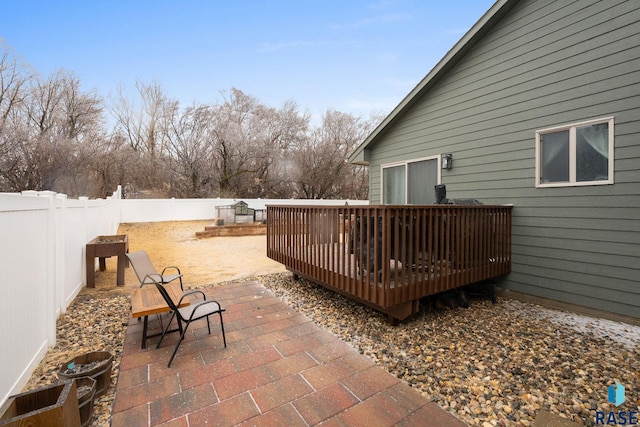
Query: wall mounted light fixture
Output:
[[442, 153, 453, 170]]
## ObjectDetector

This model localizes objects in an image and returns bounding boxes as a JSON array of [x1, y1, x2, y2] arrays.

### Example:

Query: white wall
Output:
[[0, 190, 367, 407]]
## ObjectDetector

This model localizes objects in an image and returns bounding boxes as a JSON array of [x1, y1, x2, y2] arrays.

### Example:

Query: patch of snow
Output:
[[525, 303, 640, 350]]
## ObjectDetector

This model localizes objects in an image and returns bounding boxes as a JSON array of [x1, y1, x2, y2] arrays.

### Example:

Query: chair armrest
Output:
[[161, 266, 182, 276], [177, 289, 206, 305], [188, 300, 224, 320]]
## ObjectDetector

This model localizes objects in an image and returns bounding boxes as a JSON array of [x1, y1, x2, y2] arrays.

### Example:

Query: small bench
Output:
[[131, 282, 189, 349]]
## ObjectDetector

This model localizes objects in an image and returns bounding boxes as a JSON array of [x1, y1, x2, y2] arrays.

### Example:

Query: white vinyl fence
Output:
[[120, 197, 367, 222], [0, 187, 122, 407], [0, 189, 367, 407]]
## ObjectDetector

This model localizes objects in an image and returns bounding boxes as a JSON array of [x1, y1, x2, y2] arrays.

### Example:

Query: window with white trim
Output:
[[535, 117, 614, 187], [381, 156, 440, 204]]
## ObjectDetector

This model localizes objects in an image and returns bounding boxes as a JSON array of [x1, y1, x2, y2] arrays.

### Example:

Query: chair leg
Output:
[[156, 313, 164, 331], [157, 312, 180, 349], [168, 321, 190, 367], [219, 312, 227, 348]]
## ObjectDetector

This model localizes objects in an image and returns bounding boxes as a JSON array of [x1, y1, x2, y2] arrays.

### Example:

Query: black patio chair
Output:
[[152, 280, 226, 367]]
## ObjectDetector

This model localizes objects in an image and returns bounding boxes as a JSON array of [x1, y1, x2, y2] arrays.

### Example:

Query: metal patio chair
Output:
[[152, 280, 227, 367]]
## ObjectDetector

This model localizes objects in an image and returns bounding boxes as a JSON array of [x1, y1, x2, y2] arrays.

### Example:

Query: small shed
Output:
[[217, 201, 260, 224]]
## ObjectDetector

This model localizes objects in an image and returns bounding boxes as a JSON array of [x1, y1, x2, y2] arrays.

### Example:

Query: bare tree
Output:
[[0, 56, 107, 196], [206, 89, 311, 198], [57, 73, 105, 196], [0, 45, 29, 128], [2, 70, 67, 192], [0, 45, 30, 191], [92, 133, 140, 198], [109, 80, 175, 194], [293, 109, 377, 199], [164, 103, 217, 197], [110, 80, 168, 153], [22, 70, 106, 195], [239, 99, 309, 198], [209, 88, 263, 197]]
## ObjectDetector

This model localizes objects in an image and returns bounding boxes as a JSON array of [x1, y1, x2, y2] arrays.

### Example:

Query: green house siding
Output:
[[361, 0, 640, 318]]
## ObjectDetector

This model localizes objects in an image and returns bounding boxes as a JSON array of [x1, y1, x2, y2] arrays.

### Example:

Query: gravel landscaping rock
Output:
[[22, 288, 129, 427], [260, 272, 640, 427]]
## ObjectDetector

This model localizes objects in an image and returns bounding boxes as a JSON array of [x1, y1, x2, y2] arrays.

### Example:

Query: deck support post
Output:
[[384, 299, 420, 325]]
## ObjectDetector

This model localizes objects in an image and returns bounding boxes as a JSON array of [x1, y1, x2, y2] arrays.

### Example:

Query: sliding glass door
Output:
[[382, 157, 439, 204]]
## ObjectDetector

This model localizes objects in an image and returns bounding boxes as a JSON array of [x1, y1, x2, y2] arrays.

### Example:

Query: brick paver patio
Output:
[[112, 280, 467, 426]]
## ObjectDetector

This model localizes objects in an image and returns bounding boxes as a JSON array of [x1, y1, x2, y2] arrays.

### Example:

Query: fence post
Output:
[[114, 185, 122, 232], [80, 197, 89, 286], [55, 193, 68, 315], [41, 190, 58, 347]]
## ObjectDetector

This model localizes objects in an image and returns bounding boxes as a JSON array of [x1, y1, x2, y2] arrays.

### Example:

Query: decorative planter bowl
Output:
[[58, 351, 114, 397], [75, 377, 96, 427]]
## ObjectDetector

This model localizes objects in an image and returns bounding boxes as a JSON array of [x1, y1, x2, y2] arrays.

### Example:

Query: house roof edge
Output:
[[348, 0, 517, 165]]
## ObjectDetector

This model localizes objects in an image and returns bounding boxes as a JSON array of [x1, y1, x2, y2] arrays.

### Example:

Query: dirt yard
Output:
[[90, 220, 286, 292]]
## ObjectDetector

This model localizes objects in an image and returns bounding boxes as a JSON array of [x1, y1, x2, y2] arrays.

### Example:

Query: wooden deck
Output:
[[267, 205, 512, 323]]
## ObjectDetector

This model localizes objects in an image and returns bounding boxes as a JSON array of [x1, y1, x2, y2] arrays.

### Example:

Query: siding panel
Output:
[[506, 274, 638, 316], [514, 254, 639, 286]]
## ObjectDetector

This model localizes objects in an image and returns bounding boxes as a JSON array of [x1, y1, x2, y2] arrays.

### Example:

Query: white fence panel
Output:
[[120, 198, 368, 223], [121, 198, 241, 222], [0, 194, 51, 409]]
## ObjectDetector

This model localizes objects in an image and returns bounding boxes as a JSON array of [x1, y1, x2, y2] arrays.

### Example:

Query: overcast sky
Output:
[[2, 0, 495, 121]]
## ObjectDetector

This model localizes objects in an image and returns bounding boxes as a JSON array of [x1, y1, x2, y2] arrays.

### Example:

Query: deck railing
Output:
[[267, 205, 512, 322]]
